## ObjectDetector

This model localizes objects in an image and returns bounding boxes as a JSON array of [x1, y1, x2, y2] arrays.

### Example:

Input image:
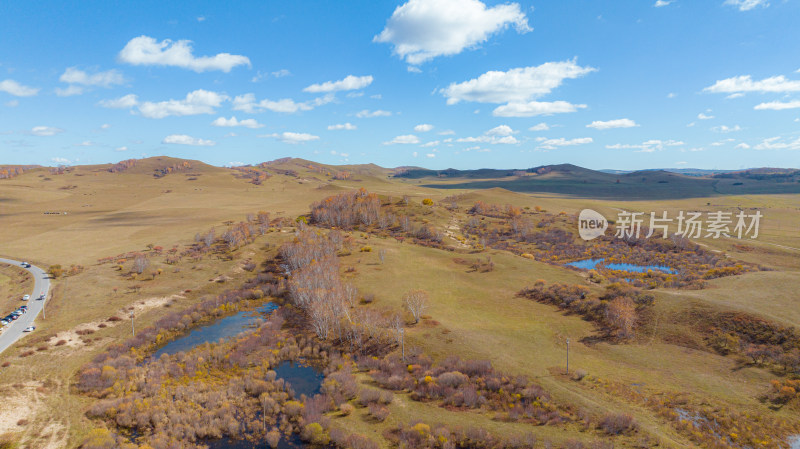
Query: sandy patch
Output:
[[47, 294, 184, 348], [0, 381, 41, 435]]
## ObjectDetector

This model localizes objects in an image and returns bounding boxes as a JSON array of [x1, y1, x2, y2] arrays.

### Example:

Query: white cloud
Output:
[[0, 79, 39, 97], [606, 139, 683, 152], [753, 136, 800, 151], [303, 75, 373, 93], [456, 126, 519, 144], [441, 60, 595, 104], [55, 85, 85, 97], [119, 35, 250, 72], [723, 0, 769, 11], [536, 137, 592, 150], [675, 161, 687, 165], [101, 123, 112, 130], [30, 126, 65, 136], [211, 116, 264, 128], [654, 0, 674, 6], [51, 157, 72, 165], [529, 122, 549, 131], [232, 93, 333, 114], [75, 140, 94, 147], [711, 138, 735, 146], [99, 94, 139, 109], [735, 143, 750, 149], [414, 123, 434, 132], [754, 100, 800, 111], [263, 132, 320, 144], [139, 90, 228, 118], [493, 100, 586, 117], [328, 123, 357, 130], [425, 153, 436, 158], [59, 67, 125, 87], [421, 140, 439, 147], [356, 109, 392, 118], [704, 75, 800, 94], [667, 92, 676, 98], [5, 99, 19, 107], [384, 134, 420, 145], [162, 134, 216, 146], [273, 69, 291, 78], [697, 112, 714, 120], [725, 93, 745, 99], [586, 118, 638, 130], [115, 146, 128, 152], [485, 124, 516, 136], [374, 0, 531, 65], [438, 129, 455, 135], [711, 124, 742, 133]]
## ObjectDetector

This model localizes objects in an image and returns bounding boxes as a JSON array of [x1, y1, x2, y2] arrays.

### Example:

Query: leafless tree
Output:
[[403, 289, 429, 324], [133, 254, 149, 274]]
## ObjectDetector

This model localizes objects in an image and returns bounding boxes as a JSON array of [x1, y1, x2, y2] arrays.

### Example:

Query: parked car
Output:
[[19, 305, 28, 311], [21, 262, 31, 268], [23, 326, 35, 332], [0, 320, 9, 326], [37, 294, 45, 300], [22, 294, 30, 301]]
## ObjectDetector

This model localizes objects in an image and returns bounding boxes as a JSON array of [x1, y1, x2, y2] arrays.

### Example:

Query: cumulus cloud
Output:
[[606, 139, 683, 152], [211, 116, 264, 128], [30, 126, 65, 136], [59, 67, 125, 87], [536, 137, 592, 150], [753, 136, 800, 151], [119, 35, 250, 72], [384, 134, 420, 145], [414, 123, 434, 132], [493, 100, 586, 117], [697, 112, 714, 120], [735, 143, 751, 149], [55, 85, 86, 97], [139, 90, 228, 118], [586, 118, 638, 130], [0, 79, 39, 97], [456, 125, 519, 144], [711, 124, 742, 133], [162, 134, 216, 146], [374, 0, 530, 65], [303, 75, 373, 93], [723, 0, 769, 11], [704, 75, 800, 94], [99, 94, 139, 109], [654, 0, 674, 6], [232, 93, 334, 114], [263, 132, 320, 144], [529, 122, 550, 131], [441, 60, 595, 104], [328, 123, 357, 130], [356, 109, 392, 118], [485, 124, 516, 136], [754, 100, 800, 110]]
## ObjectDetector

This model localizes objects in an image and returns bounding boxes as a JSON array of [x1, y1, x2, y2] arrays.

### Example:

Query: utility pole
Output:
[[130, 310, 135, 336], [401, 328, 405, 363], [566, 338, 570, 374]]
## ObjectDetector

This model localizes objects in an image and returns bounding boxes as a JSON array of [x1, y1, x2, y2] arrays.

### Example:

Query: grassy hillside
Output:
[[0, 156, 799, 449]]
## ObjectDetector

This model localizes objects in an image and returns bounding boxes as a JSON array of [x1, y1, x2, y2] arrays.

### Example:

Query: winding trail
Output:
[[0, 258, 51, 355]]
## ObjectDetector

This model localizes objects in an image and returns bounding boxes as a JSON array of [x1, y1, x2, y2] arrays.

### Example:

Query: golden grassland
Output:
[[0, 156, 799, 448], [0, 263, 32, 317]]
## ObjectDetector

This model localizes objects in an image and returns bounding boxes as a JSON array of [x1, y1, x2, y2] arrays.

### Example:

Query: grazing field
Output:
[[1, 157, 799, 449]]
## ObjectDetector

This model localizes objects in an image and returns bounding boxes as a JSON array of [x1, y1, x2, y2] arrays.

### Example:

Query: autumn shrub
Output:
[[367, 403, 390, 422], [599, 412, 637, 435]]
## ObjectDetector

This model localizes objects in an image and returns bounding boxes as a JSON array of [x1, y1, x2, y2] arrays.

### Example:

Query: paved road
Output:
[[0, 258, 51, 355]]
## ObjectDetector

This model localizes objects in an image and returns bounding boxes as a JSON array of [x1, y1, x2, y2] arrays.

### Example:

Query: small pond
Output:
[[565, 258, 677, 274], [152, 302, 279, 359], [147, 301, 326, 449]]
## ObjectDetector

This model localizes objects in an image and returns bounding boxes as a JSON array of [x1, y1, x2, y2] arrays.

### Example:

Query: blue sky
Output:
[[1, 0, 799, 170]]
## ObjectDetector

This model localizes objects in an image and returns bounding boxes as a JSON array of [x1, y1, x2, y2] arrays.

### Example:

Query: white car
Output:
[[22, 295, 30, 301], [23, 326, 35, 332]]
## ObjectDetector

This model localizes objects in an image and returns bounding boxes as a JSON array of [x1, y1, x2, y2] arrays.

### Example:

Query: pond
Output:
[[147, 301, 326, 449], [565, 258, 677, 274], [152, 302, 279, 359]]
